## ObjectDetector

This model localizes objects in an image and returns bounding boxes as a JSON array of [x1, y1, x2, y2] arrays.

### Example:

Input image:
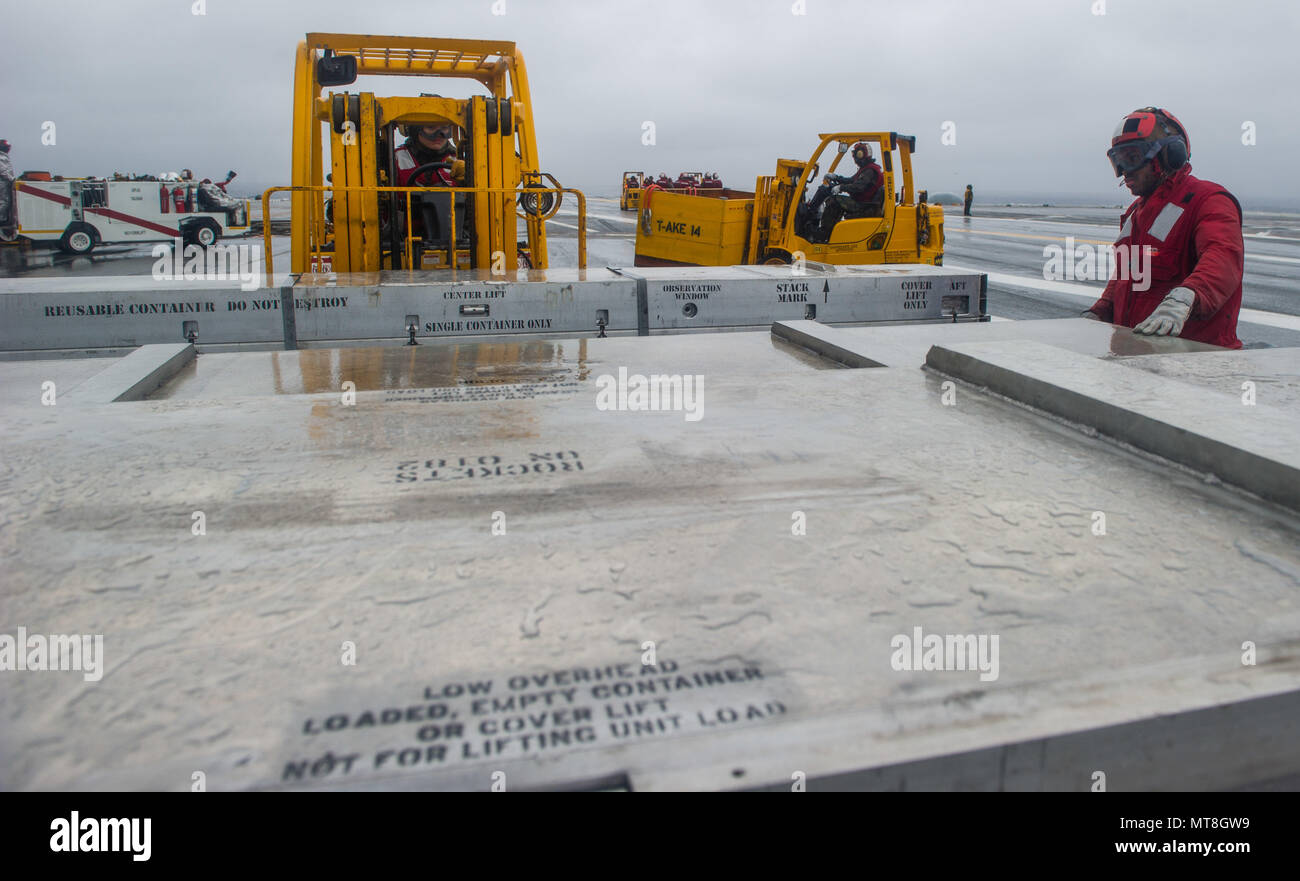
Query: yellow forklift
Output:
[[633, 132, 941, 268], [620, 171, 646, 212], [281, 34, 580, 274]]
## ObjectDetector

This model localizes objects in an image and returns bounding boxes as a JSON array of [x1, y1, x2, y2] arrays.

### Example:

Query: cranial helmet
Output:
[[1107, 107, 1189, 177]]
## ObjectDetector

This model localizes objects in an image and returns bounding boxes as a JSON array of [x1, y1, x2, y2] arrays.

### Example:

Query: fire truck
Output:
[[12, 175, 250, 255]]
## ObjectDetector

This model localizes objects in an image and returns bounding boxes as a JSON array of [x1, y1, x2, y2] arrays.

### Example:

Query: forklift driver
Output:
[[811, 141, 885, 243], [395, 123, 465, 188], [395, 122, 468, 252]]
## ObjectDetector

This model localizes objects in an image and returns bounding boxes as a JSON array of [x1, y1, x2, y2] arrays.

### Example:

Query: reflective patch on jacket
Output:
[[1146, 203, 1184, 241]]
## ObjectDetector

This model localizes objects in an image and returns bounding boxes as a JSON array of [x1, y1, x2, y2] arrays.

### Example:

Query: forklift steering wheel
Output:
[[406, 162, 454, 187]]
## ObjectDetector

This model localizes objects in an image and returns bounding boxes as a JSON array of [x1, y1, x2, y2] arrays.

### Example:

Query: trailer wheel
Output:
[[58, 222, 96, 255]]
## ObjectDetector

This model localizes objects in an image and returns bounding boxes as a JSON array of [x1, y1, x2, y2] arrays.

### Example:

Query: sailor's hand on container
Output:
[[1132, 286, 1195, 336]]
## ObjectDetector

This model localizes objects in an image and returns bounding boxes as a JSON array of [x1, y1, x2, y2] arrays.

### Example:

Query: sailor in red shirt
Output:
[[394, 122, 466, 247], [394, 123, 462, 188], [1085, 107, 1245, 349]]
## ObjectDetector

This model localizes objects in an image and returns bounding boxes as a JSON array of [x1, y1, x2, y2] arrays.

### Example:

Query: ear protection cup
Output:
[[1151, 108, 1189, 172], [1161, 136, 1188, 171]]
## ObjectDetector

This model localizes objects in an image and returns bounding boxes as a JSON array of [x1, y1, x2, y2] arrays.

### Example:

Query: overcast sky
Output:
[[3, 0, 1295, 207]]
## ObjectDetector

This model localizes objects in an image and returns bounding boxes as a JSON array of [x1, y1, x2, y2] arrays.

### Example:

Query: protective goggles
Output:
[[419, 125, 455, 140], [1106, 136, 1179, 177]]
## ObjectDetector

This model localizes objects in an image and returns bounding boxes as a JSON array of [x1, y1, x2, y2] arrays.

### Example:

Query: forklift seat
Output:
[[415, 191, 471, 248]]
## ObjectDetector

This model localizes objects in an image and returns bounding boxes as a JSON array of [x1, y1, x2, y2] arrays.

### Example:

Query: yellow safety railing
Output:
[[260, 184, 586, 277]]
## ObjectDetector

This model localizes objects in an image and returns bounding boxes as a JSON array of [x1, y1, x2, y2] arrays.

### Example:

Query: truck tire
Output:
[[58, 222, 97, 255], [183, 219, 221, 249]]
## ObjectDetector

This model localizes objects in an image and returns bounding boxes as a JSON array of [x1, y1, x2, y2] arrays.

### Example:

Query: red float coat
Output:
[[1089, 166, 1244, 349]]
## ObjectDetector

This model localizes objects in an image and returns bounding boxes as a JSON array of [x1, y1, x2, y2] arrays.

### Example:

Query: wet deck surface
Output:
[[1119, 346, 1300, 410], [150, 334, 839, 401], [835, 317, 1222, 368], [2, 319, 1298, 790]]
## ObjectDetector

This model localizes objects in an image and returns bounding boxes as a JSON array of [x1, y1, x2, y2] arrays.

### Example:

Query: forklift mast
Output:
[[290, 34, 551, 273]]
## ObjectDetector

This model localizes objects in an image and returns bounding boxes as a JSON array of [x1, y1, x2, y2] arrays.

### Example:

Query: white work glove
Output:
[[1133, 286, 1195, 337]]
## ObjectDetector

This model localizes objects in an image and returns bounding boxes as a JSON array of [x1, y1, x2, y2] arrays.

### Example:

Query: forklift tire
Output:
[[58, 222, 97, 255], [763, 251, 791, 265]]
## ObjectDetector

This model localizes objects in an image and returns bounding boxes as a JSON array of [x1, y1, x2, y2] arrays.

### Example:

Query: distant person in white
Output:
[[0, 139, 16, 238]]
